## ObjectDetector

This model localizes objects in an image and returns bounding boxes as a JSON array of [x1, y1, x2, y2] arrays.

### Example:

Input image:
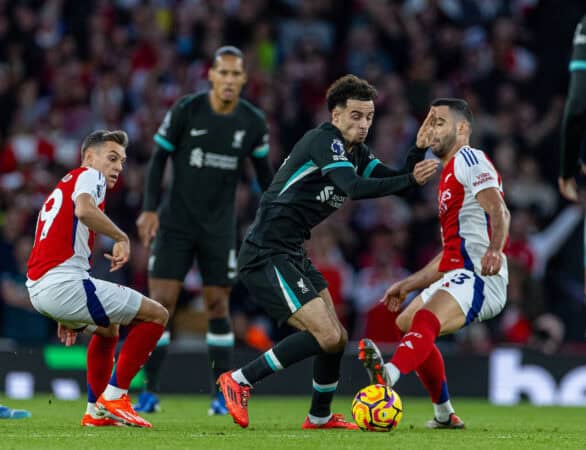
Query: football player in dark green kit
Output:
[[559, 13, 586, 301], [218, 74, 439, 429], [559, 13, 586, 201], [135, 46, 273, 415]]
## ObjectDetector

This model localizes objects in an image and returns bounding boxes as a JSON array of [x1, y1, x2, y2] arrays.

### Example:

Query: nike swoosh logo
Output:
[[190, 129, 208, 136]]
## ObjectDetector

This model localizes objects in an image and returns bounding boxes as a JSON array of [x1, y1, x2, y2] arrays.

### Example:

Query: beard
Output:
[[431, 131, 457, 158]]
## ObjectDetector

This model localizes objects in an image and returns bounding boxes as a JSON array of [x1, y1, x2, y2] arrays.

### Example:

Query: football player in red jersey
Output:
[[360, 100, 510, 429], [26, 130, 168, 428]]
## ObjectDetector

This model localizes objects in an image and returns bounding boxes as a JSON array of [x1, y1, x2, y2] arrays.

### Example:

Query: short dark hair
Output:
[[431, 98, 473, 124], [326, 75, 378, 112], [213, 45, 243, 66], [81, 129, 128, 158]]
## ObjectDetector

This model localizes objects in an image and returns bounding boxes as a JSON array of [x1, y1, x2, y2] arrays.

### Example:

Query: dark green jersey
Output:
[[561, 14, 586, 178], [148, 93, 269, 234], [245, 122, 421, 252]]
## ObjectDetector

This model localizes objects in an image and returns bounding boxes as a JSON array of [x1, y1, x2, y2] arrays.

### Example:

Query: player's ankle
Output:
[[102, 385, 127, 400], [231, 369, 252, 387], [383, 363, 401, 386]]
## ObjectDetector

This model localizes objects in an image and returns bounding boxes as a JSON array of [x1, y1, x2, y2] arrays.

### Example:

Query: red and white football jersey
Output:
[[27, 167, 106, 282], [437, 146, 508, 279]]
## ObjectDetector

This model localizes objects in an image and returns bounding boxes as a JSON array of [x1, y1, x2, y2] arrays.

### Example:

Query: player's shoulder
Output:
[[175, 92, 205, 111], [237, 98, 267, 123], [71, 166, 106, 185], [304, 122, 342, 147], [454, 146, 491, 168]]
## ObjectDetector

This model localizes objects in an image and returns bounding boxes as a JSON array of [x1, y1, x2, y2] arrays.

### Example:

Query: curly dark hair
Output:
[[325, 74, 377, 112]]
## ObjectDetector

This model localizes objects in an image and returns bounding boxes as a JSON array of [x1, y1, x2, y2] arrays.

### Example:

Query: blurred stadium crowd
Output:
[[1, 0, 585, 355]]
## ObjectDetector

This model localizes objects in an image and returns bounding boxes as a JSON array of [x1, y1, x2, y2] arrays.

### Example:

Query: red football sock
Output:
[[416, 343, 450, 404], [110, 322, 164, 389], [87, 334, 118, 402], [390, 309, 440, 375]]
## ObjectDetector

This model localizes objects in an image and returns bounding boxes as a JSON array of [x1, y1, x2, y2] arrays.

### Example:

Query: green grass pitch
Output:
[[0, 395, 583, 449]]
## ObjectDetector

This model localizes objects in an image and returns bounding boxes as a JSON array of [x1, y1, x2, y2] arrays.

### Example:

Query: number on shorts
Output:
[[39, 188, 63, 240], [450, 272, 471, 285]]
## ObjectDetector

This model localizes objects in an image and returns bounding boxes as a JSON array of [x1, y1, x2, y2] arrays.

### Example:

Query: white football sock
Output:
[[383, 362, 401, 386], [308, 413, 332, 425], [102, 384, 127, 401], [231, 369, 252, 387], [433, 400, 455, 422], [86, 402, 101, 417]]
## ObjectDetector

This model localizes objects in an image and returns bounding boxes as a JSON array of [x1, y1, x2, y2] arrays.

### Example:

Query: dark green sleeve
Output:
[[327, 167, 416, 200], [153, 98, 186, 152], [561, 14, 586, 178], [249, 117, 273, 190], [142, 146, 170, 211], [361, 145, 426, 178]]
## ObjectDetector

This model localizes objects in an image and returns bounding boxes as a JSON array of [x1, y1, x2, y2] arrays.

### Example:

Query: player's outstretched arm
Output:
[[327, 160, 438, 200], [75, 193, 130, 271], [476, 187, 510, 276]]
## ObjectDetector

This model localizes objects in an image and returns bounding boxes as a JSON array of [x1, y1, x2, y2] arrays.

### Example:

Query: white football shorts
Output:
[[420, 268, 507, 324], [27, 275, 142, 330]]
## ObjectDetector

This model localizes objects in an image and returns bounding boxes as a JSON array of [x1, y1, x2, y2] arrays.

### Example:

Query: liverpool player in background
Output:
[[135, 46, 273, 415]]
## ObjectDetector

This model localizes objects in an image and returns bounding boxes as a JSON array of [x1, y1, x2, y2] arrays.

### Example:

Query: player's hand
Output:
[[57, 323, 78, 347], [136, 211, 159, 247], [558, 177, 578, 202], [481, 249, 502, 276], [412, 159, 440, 185], [381, 281, 409, 312], [416, 108, 436, 148], [105, 238, 130, 272]]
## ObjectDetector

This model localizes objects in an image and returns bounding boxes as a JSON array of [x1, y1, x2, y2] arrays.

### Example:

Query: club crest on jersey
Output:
[[232, 130, 246, 148], [438, 188, 451, 217], [331, 139, 344, 155], [61, 173, 73, 182]]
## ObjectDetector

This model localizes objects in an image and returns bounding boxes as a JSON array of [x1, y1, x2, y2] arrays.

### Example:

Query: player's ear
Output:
[[331, 106, 341, 123]]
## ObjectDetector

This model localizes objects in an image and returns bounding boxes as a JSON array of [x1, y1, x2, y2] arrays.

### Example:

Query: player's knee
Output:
[[205, 296, 229, 318], [204, 287, 230, 318], [338, 326, 348, 349], [148, 301, 169, 326], [317, 327, 343, 353], [396, 313, 410, 333]]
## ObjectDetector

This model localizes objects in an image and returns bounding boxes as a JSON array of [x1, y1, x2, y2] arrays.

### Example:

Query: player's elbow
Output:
[[74, 202, 94, 222]]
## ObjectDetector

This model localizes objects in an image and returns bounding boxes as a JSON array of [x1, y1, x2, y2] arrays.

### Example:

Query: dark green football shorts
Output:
[[237, 241, 328, 325]]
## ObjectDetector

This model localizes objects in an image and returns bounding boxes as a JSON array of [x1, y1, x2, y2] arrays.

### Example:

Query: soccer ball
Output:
[[351, 384, 403, 432]]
